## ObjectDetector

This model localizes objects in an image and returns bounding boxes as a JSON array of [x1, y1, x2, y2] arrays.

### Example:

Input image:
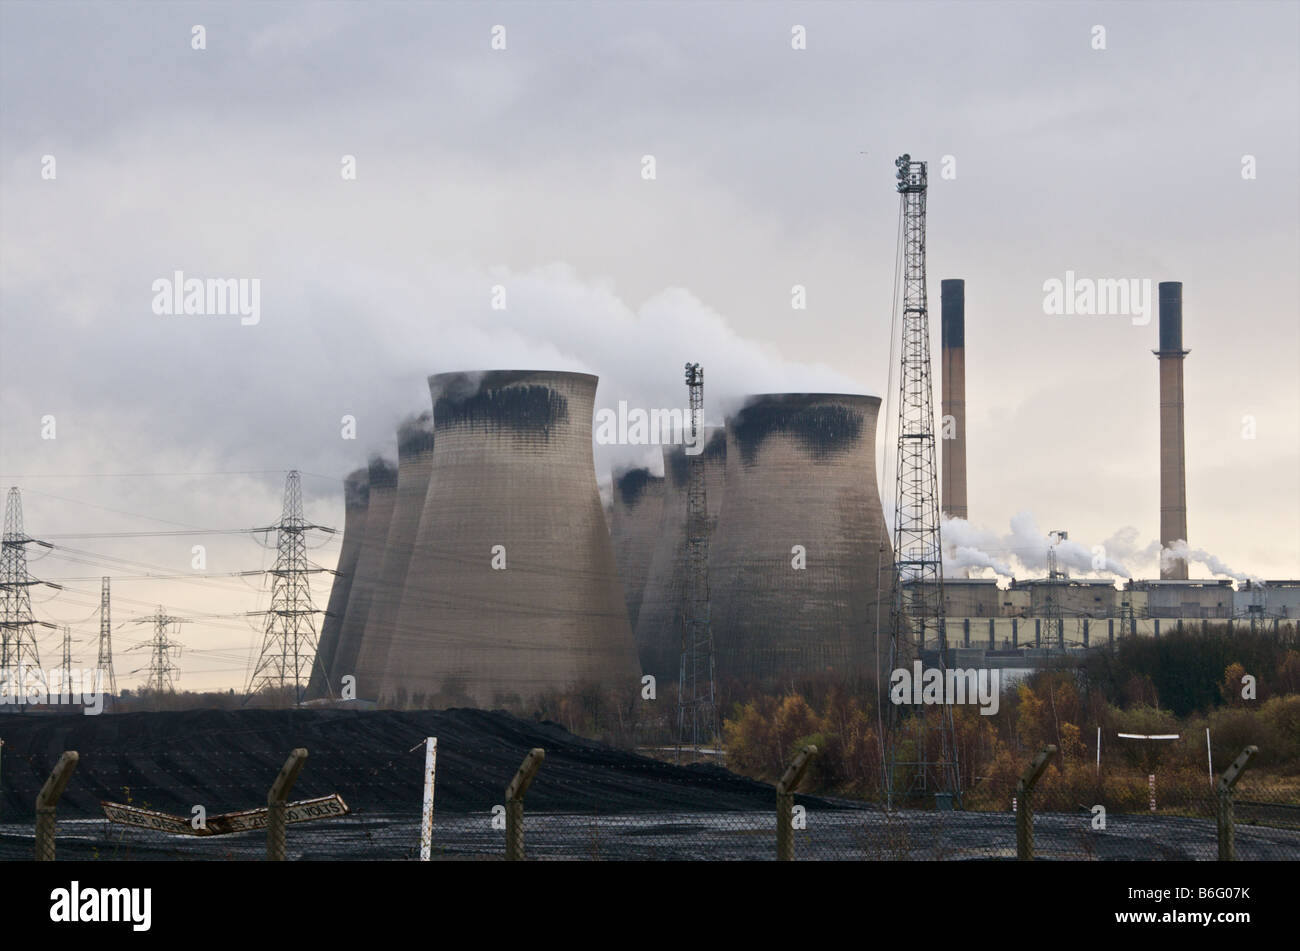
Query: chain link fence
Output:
[[2, 725, 1297, 860]]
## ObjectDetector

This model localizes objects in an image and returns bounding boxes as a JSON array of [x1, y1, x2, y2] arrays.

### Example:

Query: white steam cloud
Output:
[[941, 513, 1259, 583]]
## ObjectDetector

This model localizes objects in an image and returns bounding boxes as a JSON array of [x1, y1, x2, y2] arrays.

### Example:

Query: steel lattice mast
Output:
[[676, 362, 719, 761], [1044, 530, 1068, 650], [1, 488, 47, 690], [246, 470, 326, 701], [134, 606, 183, 697], [97, 576, 117, 696], [884, 155, 961, 806]]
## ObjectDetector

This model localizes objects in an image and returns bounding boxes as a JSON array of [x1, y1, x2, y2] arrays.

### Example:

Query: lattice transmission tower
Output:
[[97, 576, 118, 696], [1, 487, 54, 696], [247, 470, 327, 702], [676, 362, 719, 762], [884, 155, 961, 807], [132, 606, 184, 698]]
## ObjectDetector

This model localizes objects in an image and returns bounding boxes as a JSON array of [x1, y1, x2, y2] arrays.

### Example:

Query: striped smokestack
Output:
[[634, 428, 726, 686], [380, 370, 641, 708], [352, 412, 435, 701], [609, 466, 665, 633], [941, 279, 968, 520], [1156, 281, 1189, 580], [306, 467, 368, 699], [327, 454, 398, 690], [710, 394, 893, 686]]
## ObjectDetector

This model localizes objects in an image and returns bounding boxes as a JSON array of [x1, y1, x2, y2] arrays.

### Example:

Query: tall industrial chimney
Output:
[[352, 413, 435, 701], [1155, 281, 1189, 580], [709, 394, 893, 686], [307, 467, 368, 700], [328, 454, 398, 690], [634, 428, 726, 686], [380, 370, 641, 708], [940, 279, 968, 520]]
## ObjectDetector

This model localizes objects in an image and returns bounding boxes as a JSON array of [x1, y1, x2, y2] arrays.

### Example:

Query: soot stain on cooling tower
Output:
[[344, 468, 370, 509], [616, 467, 654, 507], [436, 382, 570, 438], [397, 411, 436, 458], [667, 429, 726, 487], [367, 455, 399, 489], [732, 399, 863, 464]]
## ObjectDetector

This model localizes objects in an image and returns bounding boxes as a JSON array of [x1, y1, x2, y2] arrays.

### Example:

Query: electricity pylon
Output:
[[246, 471, 327, 702], [97, 576, 118, 696], [1, 487, 57, 699]]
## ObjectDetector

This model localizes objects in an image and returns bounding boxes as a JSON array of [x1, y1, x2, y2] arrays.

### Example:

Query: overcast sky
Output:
[[2, 1, 1297, 690]]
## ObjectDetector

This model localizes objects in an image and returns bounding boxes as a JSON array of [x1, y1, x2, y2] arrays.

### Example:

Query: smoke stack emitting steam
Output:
[[1155, 281, 1189, 580], [941, 279, 967, 521]]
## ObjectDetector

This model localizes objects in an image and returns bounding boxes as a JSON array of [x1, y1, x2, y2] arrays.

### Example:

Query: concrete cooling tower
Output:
[[380, 370, 641, 709], [609, 466, 665, 632], [634, 428, 726, 687], [307, 467, 368, 699], [351, 413, 436, 701], [710, 394, 893, 687], [326, 455, 398, 691]]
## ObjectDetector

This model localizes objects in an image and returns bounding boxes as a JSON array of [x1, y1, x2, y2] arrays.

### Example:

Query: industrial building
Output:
[[1234, 580, 1300, 620], [380, 370, 641, 709]]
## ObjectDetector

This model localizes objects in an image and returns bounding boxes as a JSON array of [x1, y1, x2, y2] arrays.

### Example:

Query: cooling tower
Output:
[[941, 279, 968, 521], [306, 468, 368, 699], [380, 370, 641, 709], [634, 428, 727, 686], [710, 394, 893, 686], [351, 414, 436, 701], [609, 466, 665, 632], [1155, 281, 1189, 580], [327, 455, 398, 690]]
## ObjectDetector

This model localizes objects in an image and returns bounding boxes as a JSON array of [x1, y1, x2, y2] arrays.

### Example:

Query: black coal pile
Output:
[[0, 708, 826, 820]]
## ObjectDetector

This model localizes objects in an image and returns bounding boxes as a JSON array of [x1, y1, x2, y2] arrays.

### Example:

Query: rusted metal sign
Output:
[[101, 793, 349, 836]]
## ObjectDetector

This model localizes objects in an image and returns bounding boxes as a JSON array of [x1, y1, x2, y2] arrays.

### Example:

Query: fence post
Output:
[[267, 747, 308, 861], [35, 751, 79, 861], [1015, 745, 1056, 862], [1216, 745, 1257, 862], [505, 748, 545, 861], [419, 737, 438, 861], [776, 745, 817, 861]]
